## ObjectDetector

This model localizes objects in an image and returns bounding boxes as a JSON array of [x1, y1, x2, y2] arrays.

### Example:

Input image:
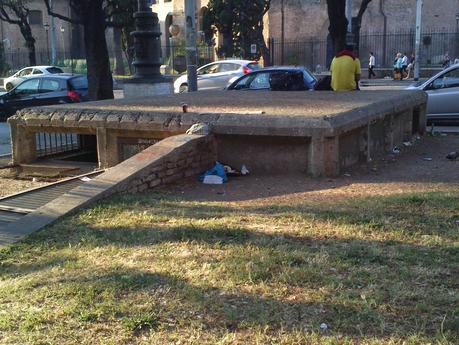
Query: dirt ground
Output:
[[0, 168, 49, 198], [162, 134, 459, 203], [0, 135, 457, 201]]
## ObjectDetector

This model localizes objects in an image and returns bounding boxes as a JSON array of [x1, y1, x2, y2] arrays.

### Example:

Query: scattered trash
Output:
[[392, 146, 401, 154], [203, 175, 224, 184], [320, 323, 328, 330], [446, 151, 459, 160], [79, 176, 92, 182], [216, 191, 226, 195], [224, 164, 241, 176], [343, 173, 351, 177], [241, 165, 250, 176], [454, 220, 459, 225], [370, 167, 378, 172], [440, 133, 448, 137], [32, 177, 38, 182], [403, 141, 412, 147], [200, 162, 228, 184], [181, 102, 188, 113], [423, 157, 433, 161], [186, 123, 209, 135]]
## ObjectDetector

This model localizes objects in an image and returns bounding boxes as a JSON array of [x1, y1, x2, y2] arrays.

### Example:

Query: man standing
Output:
[[368, 52, 376, 79], [330, 45, 361, 91]]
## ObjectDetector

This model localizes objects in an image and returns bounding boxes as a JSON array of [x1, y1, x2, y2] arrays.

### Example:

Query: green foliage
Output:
[[203, 0, 270, 60], [122, 313, 159, 334]]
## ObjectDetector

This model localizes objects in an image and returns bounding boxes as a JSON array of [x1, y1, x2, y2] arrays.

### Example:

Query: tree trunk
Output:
[[326, 0, 348, 54], [19, 24, 37, 66], [83, 1, 113, 100], [113, 27, 125, 75], [351, 17, 362, 57], [219, 30, 234, 58], [121, 28, 134, 74]]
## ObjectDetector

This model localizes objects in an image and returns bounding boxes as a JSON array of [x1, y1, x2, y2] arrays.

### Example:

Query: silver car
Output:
[[173, 59, 260, 93], [407, 63, 459, 123]]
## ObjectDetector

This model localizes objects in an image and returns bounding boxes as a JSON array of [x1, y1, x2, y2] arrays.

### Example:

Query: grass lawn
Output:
[[0, 181, 458, 344]]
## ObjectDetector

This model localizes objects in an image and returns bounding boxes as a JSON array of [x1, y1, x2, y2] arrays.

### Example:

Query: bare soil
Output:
[[0, 168, 49, 198], [163, 135, 459, 203]]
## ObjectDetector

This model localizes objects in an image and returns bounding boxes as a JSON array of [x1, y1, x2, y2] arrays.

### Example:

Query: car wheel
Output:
[[5, 83, 13, 92], [179, 84, 188, 93]]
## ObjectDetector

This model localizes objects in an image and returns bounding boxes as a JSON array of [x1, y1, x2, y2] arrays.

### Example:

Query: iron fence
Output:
[[2, 43, 215, 76], [161, 44, 215, 73], [269, 30, 459, 70], [35, 132, 80, 158]]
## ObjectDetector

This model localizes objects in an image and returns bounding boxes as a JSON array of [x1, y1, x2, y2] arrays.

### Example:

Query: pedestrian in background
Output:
[[442, 52, 451, 69], [401, 52, 408, 77], [393, 53, 403, 80], [368, 52, 376, 79], [404, 53, 415, 80]]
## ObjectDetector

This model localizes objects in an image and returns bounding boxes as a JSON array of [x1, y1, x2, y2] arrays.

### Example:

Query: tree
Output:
[[109, 0, 136, 75], [0, 0, 36, 65], [326, 0, 373, 55], [326, 0, 348, 54], [352, 0, 373, 56], [43, 0, 114, 100], [203, 0, 270, 64]]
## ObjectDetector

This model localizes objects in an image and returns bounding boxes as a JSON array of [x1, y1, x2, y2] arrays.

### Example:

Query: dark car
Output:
[[227, 67, 317, 91], [0, 74, 89, 119]]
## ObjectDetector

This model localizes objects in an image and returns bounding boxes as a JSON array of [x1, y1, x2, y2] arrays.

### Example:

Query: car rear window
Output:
[[247, 62, 260, 71], [69, 76, 88, 90], [46, 67, 64, 74]]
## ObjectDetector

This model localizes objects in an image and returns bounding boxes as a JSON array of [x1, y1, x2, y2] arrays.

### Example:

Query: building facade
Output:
[[267, 0, 459, 42]]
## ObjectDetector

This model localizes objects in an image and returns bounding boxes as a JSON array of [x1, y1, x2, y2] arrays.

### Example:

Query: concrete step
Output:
[[19, 160, 97, 178]]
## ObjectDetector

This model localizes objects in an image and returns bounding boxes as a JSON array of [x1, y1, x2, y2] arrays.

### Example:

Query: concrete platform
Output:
[[8, 90, 427, 176]]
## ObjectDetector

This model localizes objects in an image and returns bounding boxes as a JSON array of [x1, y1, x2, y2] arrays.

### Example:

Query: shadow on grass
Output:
[[0, 191, 458, 341]]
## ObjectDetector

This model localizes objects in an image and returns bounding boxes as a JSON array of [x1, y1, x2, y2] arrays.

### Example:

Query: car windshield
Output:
[[69, 76, 88, 90], [46, 67, 64, 74]]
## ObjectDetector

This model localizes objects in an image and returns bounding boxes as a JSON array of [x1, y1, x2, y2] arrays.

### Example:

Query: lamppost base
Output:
[[123, 76, 173, 99]]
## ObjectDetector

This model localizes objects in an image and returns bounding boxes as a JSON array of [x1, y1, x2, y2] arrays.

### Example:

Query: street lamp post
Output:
[[184, 0, 197, 92], [169, 24, 180, 75], [132, 0, 162, 79], [123, 0, 172, 98], [414, 0, 423, 81], [44, 23, 50, 63]]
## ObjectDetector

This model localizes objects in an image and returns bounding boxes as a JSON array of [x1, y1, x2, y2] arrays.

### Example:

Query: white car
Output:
[[173, 59, 260, 93], [3, 65, 64, 91]]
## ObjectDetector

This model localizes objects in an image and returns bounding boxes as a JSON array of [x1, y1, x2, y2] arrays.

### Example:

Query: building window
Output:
[[28, 10, 43, 26]]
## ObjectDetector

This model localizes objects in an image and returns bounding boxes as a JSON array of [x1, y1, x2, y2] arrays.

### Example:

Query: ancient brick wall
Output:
[[112, 134, 217, 195], [268, 0, 459, 41]]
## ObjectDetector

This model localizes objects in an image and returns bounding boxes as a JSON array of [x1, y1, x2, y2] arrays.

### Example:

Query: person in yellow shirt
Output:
[[330, 45, 361, 91]]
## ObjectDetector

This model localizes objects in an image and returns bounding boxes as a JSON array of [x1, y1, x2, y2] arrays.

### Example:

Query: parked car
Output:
[[227, 67, 317, 91], [3, 66, 64, 91], [173, 59, 260, 93], [0, 74, 89, 119], [406, 63, 459, 124]]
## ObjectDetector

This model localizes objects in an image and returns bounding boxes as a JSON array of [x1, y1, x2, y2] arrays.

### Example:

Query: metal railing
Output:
[[269, 29, 459, 70], [35, 132, 80, 158]]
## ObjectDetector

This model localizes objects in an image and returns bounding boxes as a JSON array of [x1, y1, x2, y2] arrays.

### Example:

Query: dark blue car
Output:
[[226, 67, 317, 91], [0, 74, 89, 120]]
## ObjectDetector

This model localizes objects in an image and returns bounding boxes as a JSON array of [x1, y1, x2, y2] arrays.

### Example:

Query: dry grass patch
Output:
[[0, 186, 458, 344]]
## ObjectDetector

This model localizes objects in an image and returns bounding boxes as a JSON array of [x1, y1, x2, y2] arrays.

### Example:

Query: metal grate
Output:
[[35, 132, 81, 157]]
